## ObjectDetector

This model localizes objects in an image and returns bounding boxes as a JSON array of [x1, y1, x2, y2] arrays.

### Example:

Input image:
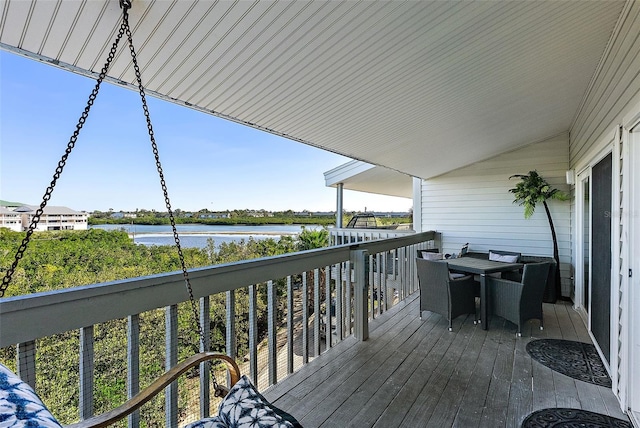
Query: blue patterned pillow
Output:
[[183, 415, 228, 428], [217, 376, 301, 428], [0, 363, 62, 427]]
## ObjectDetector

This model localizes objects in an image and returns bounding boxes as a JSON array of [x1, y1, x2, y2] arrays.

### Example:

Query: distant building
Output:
[[0, 206, 22, 231], [199, 212, 230, 219], [0, 201, 88, 231]]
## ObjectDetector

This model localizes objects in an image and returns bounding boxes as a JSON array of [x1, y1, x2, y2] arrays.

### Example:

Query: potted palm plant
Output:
[[509, 170, 568, 302]]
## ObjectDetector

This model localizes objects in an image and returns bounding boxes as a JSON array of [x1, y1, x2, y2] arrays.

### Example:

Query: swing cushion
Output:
[[184, 375, 301, 428], [0, 362, 62, 427]]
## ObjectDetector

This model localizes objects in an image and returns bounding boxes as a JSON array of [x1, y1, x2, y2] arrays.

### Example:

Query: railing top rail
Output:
[[0, 231, 435, 347]]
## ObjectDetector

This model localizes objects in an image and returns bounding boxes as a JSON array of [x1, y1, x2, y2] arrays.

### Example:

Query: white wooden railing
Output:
[[330, 226, 427, 246], [0, 231, 438, 427]]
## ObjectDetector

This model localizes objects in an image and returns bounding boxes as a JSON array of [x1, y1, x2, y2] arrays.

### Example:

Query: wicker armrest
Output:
[[65, 353, 240, 428]]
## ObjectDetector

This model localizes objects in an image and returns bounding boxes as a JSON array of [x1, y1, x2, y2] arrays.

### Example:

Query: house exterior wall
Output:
[[570, 1, 640, 167], [568, 1, 640, 420], [0, 211, 22, 231], [418, 133, 572, 297]]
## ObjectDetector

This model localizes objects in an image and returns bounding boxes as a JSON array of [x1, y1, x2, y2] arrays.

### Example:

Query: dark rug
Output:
[[522, 408, 631, 427], [526, 339, 611, 387]]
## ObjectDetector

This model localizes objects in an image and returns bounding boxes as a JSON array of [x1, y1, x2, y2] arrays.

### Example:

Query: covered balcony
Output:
[[2, 0, 640, 426]]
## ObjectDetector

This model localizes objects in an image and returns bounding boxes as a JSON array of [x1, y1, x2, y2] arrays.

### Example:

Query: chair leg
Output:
[[448, 319, 453, 332]]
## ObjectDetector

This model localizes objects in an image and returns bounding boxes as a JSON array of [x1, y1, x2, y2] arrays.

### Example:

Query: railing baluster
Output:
[[352, 249, 369, 341], [345, 261, 352, 334], [302, 273, 309, 364], [199, 297, 210, 418], [17, 340, 36, 390], [248, 284, 258, 383], [128, 314, 140, 428], [267, 280, 277, 385], [410, 244, 417, 293], [313, 268, 321, 357], [382, 252, 389, 310], [226, 290, 236, 386], [80, 326, 94, 420], [336, 263, 343, 342], [376, 253, 383, 314], [325, 266, 332, 349], [165, 305, 178, 428], [370, 254, 377, 317], [400, 247, 407, 300], [286, 276, 294, 374]]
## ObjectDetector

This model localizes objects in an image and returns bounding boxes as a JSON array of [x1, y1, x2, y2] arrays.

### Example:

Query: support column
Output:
[[336, 183, 344, 228]]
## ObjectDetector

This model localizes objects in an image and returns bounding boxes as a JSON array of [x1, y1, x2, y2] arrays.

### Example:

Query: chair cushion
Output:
[[489, 251, 519, 263], [0, 363, 62, 427], [183, 375, 302, 428], [420, 251, 444, 260]]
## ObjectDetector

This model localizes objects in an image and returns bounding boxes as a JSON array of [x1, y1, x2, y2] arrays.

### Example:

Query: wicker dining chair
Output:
[[486, 262, 551, 336], [416, 258, 478, 331]]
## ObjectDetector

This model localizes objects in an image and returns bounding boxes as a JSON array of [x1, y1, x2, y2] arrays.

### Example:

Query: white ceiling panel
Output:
[[0, 0, 626, 180]]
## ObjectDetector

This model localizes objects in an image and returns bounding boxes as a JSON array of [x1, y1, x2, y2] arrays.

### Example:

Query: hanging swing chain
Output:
[[120, 1, 221, 393], [1, 0, 220, 392], [0, 6, 128, 298]]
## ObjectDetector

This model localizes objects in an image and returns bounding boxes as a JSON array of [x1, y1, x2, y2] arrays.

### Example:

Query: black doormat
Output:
[[526, 339, 611, 387], [522, 408, 631, 427]]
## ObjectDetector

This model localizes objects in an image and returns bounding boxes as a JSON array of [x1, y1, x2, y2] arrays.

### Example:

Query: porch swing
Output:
[[0, 1, 301, 427]]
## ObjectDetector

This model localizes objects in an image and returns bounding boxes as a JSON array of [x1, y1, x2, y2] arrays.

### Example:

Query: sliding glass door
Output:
[[576, 153, 612, 366]]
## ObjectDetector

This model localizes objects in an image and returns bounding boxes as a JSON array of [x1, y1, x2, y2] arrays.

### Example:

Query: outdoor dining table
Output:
[[445, 257, 523, 330]]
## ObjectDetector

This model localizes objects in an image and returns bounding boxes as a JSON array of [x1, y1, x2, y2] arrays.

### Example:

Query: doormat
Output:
[[526, 339, 611, 387], [521, 408, 631, 427]]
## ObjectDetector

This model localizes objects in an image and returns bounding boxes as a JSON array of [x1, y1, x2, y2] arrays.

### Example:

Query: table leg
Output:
[[480, 273, 488, 330]]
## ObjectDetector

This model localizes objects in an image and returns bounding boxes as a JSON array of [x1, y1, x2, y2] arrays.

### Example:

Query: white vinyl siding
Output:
[[420, 134, 572, 297], [570, 3, 640, 411], [570, 1, 640, 165]]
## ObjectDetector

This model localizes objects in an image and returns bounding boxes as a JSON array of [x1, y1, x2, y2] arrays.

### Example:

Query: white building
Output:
[[0, 204, 88, 232]]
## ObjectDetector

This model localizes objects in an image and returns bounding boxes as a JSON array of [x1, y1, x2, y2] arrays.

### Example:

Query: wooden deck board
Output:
[[261, 294, 630, 427]]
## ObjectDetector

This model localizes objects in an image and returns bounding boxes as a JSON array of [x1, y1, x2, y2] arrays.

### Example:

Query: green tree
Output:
[[296, 226, 329, 251], [509, 170, 568, 297]]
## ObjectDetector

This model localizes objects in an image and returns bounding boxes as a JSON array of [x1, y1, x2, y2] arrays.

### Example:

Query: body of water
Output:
[[90, 224, 324, 249]]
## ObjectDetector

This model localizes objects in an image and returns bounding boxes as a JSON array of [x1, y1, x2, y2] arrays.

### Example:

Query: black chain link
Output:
[[121, 4, 219, 392], [0, 9, 127, 298], [1, 0, 220, 392]]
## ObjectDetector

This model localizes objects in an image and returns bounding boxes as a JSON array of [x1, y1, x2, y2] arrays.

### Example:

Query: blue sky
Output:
[[0, 51, 411, 213]]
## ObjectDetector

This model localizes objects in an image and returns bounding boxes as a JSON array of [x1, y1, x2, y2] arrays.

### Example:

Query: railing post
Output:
[[248, 284, 258, 383], [325, 267, 332, 349], [302, 273, 309, 364], [128, 314, 140, 428], [226, 290, 236, 386], [267, 280, 277, 385], [80, 326, 94, 420], [199, 296, 210, 418], [351, 249, 369, 341], [313, 268, 321, 357], [286, 276, 294, 374], [17, 341, 36, 390], [165, 305, 178, 428]]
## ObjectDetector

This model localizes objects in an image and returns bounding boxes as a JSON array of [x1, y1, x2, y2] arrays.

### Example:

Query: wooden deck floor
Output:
[[262, 293, 628, 427]]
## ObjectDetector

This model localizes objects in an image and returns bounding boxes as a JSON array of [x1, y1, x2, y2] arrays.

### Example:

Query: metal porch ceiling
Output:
[[0, 0, 626, 180]]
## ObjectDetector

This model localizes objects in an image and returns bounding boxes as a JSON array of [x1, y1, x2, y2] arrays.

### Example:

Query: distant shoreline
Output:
[[128, 230, 297, 236]]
